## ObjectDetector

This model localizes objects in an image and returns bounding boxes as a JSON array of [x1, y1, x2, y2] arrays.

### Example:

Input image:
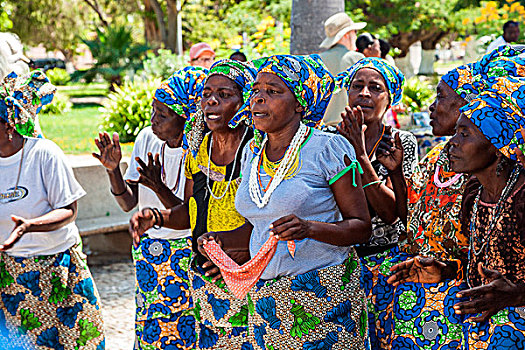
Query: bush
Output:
[[402, 77, 434, 113], [99, 78, 160, 142], [46, 68, 70, 85], [40, 92, 72, 114], [141, 49, 186, 80]]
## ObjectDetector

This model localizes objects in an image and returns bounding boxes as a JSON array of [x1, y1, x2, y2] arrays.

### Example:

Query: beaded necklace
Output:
[[206, 127, 248, 200], [467, 164, 521, 287], [368, 124, 385, 160], [249, 123, 309, 208]]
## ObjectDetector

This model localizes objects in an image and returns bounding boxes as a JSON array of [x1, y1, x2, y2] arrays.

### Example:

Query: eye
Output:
[[220, 92, 232, 99], [252, 88, 260, 94], [269, 89, 279, 94], [202, 91, 211, 98], [370, 84, 383, 92], [350, 82, 363, 90]]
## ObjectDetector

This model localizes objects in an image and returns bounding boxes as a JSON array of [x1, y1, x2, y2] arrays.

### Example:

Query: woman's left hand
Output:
[[337, 106, 367, 156], [453, 263, 525, 323], [269, 214, 311, 241], [127, 152, 165, 193], [0, 215, 31, 251]]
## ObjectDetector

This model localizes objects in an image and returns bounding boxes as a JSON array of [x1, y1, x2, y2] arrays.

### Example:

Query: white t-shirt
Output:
[[124, 127, 191, 240], [486, 36, 508, 53], [0, 138, 86, 257]]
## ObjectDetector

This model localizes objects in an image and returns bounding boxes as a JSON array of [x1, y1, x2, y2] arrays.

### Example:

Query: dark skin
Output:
[[0, 121, 78, 251], [504, 23, 520, 43], [389, 115, 525, 322], [337, 68, 399, 225], [129, 75, 248, 272], [93, 99, 186, 213], [196, 72, 372, 281]]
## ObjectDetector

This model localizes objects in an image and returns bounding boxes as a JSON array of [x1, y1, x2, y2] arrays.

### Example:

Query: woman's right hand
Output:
[[387, 256, 447, 286], [197, 233, 224, 282], [377, 130, 404, 172], [129, 208, 156, 248], [93, 132, 122, 171]]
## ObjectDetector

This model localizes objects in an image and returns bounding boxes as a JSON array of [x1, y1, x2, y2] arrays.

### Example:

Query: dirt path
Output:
[[90, 261, 136, 350]]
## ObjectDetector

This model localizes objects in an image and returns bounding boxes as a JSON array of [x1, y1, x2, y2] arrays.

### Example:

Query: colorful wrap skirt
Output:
[[189, 248, 368, 350], [0, 245, 105, 350], [359, 246, 399, 350], [390, 252, 467, 350], [463, 306, 525, 349], [132, 236, 195, 350]]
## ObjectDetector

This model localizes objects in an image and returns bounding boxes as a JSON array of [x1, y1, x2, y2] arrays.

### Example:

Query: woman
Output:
[[0, 71, 105, 349], [391, 77, 525, 348], [94, 67, 206, 349], [356, 33, 382, 58], [196, 54, 372, 349], [384, 45, 525, 349], [129, 59, 257, 349], [335, 57, 418, 349]]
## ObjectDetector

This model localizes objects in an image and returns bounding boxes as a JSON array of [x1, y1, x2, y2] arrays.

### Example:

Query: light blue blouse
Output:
[[235, 128, 358, 280]]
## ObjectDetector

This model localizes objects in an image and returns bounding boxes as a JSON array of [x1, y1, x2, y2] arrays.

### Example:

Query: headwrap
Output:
[[230, 54, 335, 130], [0, 70, 55, 137], [337, 57, 405, 106], [154, 67, 207, 156], [441, 63, 480, 102], [460, 76, 525, 160]]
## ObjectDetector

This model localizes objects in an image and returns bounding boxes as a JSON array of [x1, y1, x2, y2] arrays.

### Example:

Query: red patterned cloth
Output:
[[203, 237, 295, 299]]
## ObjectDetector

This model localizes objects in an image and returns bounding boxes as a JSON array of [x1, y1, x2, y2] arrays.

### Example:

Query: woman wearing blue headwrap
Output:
[[335, 57, 419, 349], [95, 66, 207, 349], [130, 59, 258, 349], [0, 70, 105, 348]]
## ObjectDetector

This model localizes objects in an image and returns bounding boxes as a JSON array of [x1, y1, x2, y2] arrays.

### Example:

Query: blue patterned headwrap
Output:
[[0, 70, 55, 137], [441, 63, 481, 102], [460, 76, 525, 160], [337, 57, 405, 106], [229, 54, 335, 130], [205, 59, 258, 106]]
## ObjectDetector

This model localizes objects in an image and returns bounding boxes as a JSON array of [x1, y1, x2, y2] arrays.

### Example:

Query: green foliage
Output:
[[141, 49, 186, 80], [40, 92, 72, 115], [402, 77, 434, 113], [46, 68, 70, 86], [99, 78, 159, 143], [72, 25, 149, 85], [0, 2, 13, 31]]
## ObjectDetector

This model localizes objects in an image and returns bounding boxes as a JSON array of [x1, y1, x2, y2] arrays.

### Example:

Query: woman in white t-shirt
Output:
[[94, 67, 207, 350], [0, 71, 105, 348]]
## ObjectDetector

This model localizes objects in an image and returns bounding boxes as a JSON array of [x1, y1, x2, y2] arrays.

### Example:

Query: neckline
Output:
[[0, 139, 28, 165]]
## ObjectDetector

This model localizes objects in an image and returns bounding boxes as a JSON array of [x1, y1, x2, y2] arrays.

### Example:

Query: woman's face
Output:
[[428, 81, 467, 137], [364, 40, 381, 58], [201, 75, 243, 132], [250, 72, 301, 134], [448, 114, 498, 173], [150, 99, 185, 142], [347, 68, 390, 124]]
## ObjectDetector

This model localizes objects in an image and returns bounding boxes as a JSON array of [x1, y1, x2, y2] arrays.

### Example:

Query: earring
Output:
[[7, 133, 12, 142], [496, 158, 505, 176]]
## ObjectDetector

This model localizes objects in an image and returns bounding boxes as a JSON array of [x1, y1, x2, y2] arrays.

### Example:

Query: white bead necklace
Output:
[[206, 127, 248, 200], [249, 123, 309, 208]]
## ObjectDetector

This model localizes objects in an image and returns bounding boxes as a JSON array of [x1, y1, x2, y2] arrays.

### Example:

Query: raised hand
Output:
[[337, 106, 367, 157], [0, 215, 31, 251], [127, 152, 165, 193], [453, 263, 525, 323], [93, 132, 122, 171], [129, 208, 156, 247], [377, 129, 404, 172], [387, 256, 447, 286]]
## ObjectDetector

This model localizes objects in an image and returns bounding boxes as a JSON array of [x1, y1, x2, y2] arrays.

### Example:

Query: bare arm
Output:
[[1, 202, 78, 251]]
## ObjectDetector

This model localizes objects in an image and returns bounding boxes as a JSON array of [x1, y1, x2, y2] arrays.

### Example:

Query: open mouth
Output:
[[252, 111, 269, 118], [205, 114, 221, 120]]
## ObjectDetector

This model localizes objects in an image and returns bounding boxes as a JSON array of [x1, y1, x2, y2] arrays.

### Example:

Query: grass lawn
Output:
[[58, 83, 108, 98], [40, 105, 134, 156]]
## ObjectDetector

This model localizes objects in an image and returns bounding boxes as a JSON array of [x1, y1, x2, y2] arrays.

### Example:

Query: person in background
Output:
[[189, 42, 216, 69], [94, 67, 207, 349], [229, 51, 247, 62], [356, 33, 381, 58], [486, 20, 520, 53], [319, 12, 366, 126], [379, 38, 396, 66], [0, 70, 105, 349]]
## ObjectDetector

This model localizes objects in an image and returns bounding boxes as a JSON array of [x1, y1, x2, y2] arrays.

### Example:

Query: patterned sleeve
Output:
[[317, 134, 357, 185], [184, 153, 195, 180], [398, 130, 419, 179]]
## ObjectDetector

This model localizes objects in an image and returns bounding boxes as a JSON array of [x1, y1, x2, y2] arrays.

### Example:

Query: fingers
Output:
[[112, 132, 121, 152], [0, 226, 24, 251], [92, 152, 102, 161], [453, 298, 490, 315], [415, 256, 437, 267], [147, 152, 154, 166], [478, 263, 503, 282], [135, 156, 148, 170], [154, 153, 161, 166], [94, 137, 103, 152], [276, 227, 301, 241], [270, 215, 295, 231], [394, 132, 403, 149], [456, 284, 492, 300], [467, 310, 494, 323]]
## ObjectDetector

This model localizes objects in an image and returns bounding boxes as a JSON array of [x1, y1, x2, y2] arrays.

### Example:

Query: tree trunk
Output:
[[290, 0, 344, 55], [147, 0, 167, 46], [394, 54, 415, 80], [166, 0, 179, 53], [143, 0, 162, 46], [418, 30, 447, 75]]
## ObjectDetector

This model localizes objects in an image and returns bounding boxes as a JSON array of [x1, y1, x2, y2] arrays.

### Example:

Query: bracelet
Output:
[[144, 207, 160, 229], [362, 180, 382, 189], [110, 186, 128, 196], [152, 207, 164, 229]]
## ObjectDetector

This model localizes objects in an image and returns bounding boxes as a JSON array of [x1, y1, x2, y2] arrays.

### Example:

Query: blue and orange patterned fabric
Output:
[[337, 57, 405, 106]]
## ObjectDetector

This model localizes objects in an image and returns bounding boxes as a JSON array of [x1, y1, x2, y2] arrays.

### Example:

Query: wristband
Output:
[[153, 207, 164, 228], [362, 180, 382, 189], [110, 186, 127, 196], [145, 207, 160, 229]]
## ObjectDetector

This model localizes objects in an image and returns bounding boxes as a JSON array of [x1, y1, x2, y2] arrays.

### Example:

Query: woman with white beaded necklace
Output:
[[130, 59, 258, 349], [196, 55, 372, 349]]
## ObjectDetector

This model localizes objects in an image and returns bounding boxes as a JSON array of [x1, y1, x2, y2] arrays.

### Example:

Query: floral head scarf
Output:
[[154, 67, 207, 156], [205, 59, 258, 105], [472, 45, 525, 80], [0, 70, 55, 137], [337, 57, 405, 106], [230, 54, 335, 130], [441, 63, 480, 102], [460, 76, 525, 160]]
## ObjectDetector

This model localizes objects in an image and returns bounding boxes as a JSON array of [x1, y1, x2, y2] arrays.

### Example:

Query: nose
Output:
[[252, 90, 265, 104], [448, 133, 459, 149], [206, 94, 218, 106], [429, 99, 436, 113], [151, 108, 158, 124], [358, 85, 371, 97]]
